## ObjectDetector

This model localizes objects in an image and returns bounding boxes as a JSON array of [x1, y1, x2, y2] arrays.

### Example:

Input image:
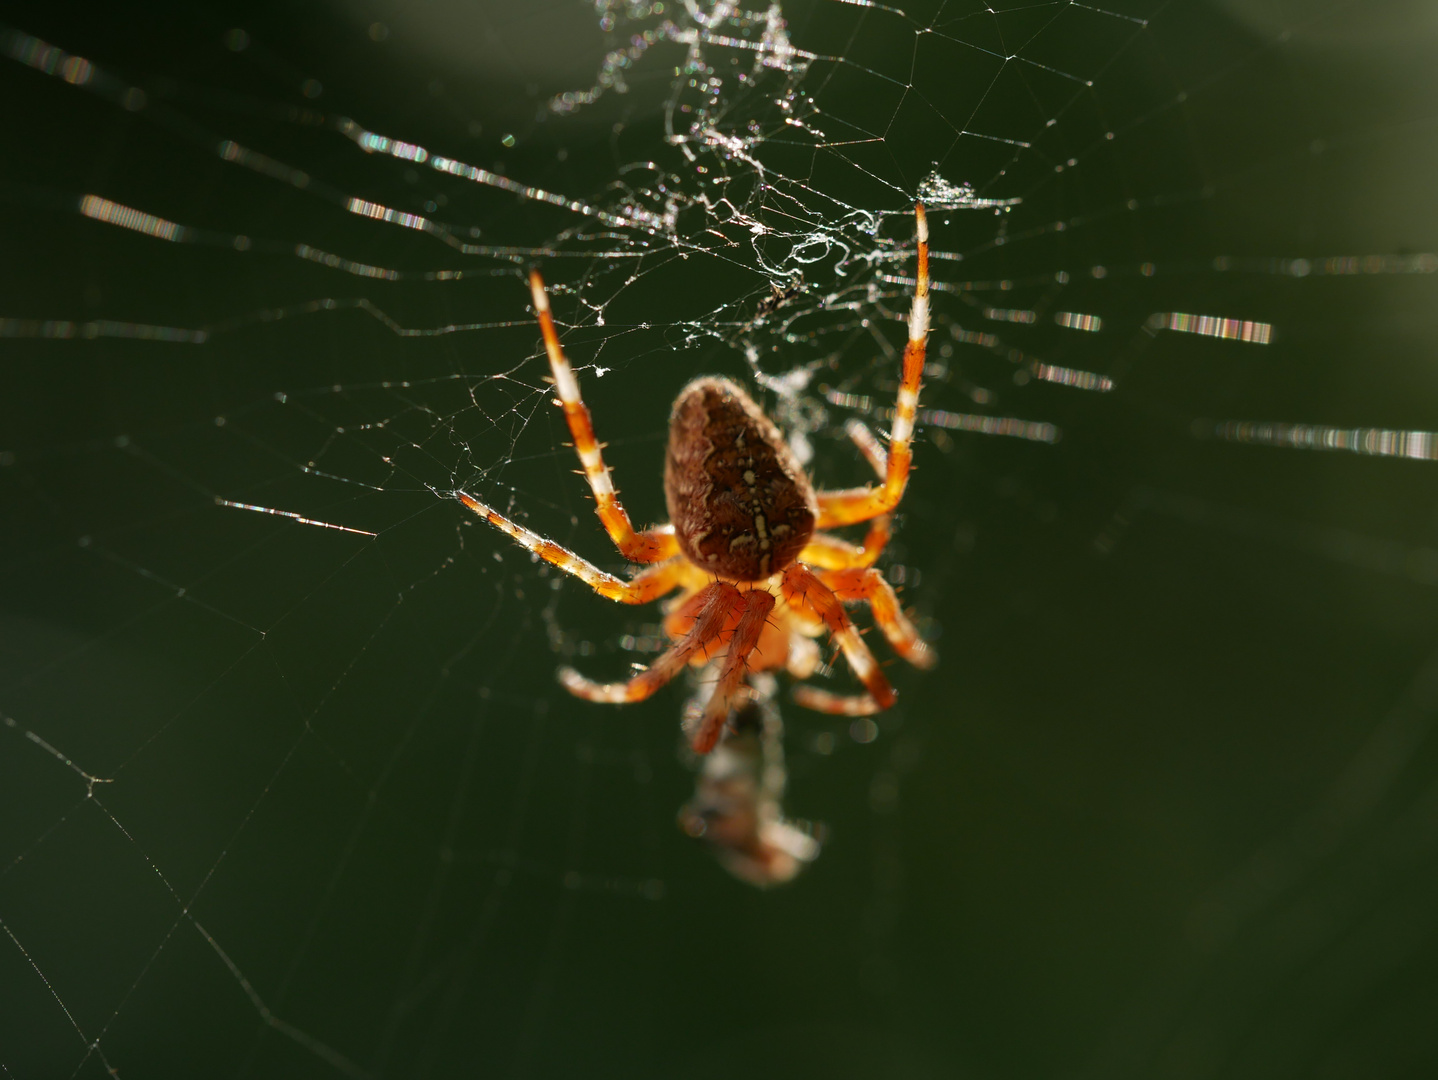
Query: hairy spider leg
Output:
[[799, 520, 892, 570], [801, 415, 933, 672], [662, 577, 732, 642], [782, 564, 895, 715], [529, 269, 679, 563], [691, 590, 778, 754], [458, 493, 687, 603], [819, 567, 936, 670], [790, 685, 888, 717], [816, 202, 929, 528], [844, 417, 890, 477], [561, 581, 742, 704], [799, 419, 892, 570]]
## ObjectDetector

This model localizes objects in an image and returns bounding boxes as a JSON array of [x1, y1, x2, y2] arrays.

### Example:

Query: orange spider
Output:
[[459, 204, 936, 754]]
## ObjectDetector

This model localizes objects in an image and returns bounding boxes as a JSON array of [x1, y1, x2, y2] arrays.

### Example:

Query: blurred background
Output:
[[2, 1, 1437, 1076]]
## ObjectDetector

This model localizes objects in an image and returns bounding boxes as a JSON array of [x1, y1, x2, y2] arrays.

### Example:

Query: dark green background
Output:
[[3, 1, 1438, 1077]]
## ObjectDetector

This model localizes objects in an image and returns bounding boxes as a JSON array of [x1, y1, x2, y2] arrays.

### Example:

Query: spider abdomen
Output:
[[664, 377, 817, 582]]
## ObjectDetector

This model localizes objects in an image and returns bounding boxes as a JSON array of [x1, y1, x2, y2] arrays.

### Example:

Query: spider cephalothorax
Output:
[[460, 204, 935, 754]]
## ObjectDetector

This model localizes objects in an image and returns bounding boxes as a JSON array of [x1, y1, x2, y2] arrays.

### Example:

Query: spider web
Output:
[[3, 0, 1438, 1076]]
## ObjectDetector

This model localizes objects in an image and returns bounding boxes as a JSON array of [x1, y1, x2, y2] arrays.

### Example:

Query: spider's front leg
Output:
[[458, 493, 685, 603], [814, 203, 929, 528], [530, 271, 679, 563]]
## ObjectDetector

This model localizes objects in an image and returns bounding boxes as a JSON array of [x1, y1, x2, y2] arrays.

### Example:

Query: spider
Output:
[[459, 204, 936, 754]]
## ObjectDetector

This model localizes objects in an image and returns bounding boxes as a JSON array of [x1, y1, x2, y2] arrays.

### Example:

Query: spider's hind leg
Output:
[[781, 564, 896, 714], [820, 566, 935, 670]]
